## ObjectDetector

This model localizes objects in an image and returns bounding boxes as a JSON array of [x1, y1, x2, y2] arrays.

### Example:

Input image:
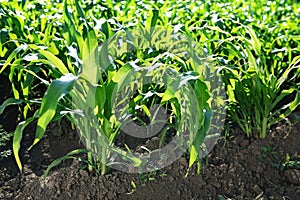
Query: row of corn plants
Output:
[[0, 0, 299, 175]]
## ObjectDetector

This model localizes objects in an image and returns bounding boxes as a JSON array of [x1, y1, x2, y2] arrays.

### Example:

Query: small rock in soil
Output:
[[145, 137, 160, 149], [240, 139, 250, 147], [107, 191, 114, 199], [253, 184, 263, 195], [255, 165, 264, 173], [198, 179, 206, 187], [232, 134, 245, 145], [177, 157, 187, 167], [168, 176, 175, 182]]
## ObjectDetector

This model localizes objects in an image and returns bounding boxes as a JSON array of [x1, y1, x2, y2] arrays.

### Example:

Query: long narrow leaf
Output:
[[38, 49, 69, 75], [189, 110, 212, 168], [43, 148, 89, 179], [0, 98, 23, 115], [29, 74, 77, 149], [0, 44, 27, 74], [13, 115, 37, 171]]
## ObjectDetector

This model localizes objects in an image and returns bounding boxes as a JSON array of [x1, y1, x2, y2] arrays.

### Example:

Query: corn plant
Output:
[[184, 7, 300, 138], [216, 26, 300, 138]]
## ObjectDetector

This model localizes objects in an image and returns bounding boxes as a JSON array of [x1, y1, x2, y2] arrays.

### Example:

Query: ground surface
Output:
[[0, 76, 300, 200]]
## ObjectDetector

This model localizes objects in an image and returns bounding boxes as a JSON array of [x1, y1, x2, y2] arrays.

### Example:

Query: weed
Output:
[[0, 125, 13, 160]]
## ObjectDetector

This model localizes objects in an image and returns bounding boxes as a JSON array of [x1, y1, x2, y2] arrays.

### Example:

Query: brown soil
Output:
[[0, 75, 300, 200]]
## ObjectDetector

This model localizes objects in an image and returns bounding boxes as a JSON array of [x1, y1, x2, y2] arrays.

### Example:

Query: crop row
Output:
[[0, 0, 299, 175]]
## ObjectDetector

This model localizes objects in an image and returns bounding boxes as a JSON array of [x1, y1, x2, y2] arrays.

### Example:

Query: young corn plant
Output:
[[180, 1, 300, 138], [0, 1, 98, 172], [218, 26, 300, 138]]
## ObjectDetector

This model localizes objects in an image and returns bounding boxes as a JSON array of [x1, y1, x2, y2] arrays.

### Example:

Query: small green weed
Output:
[[261, 146, 300, 171], [0, 125, 13, 160]]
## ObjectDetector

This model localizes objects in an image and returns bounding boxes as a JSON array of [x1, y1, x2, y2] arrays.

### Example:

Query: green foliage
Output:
[[220, 35, 300, 137], [281, 154, 300, 170], [0, 0, 299, 176]]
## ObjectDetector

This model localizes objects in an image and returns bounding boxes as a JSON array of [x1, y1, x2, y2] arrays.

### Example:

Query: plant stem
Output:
[[87, 151, 93, 172], [261, 117, 268, 138], [84, 117, 93, 172], [101, 146, 106, 175]]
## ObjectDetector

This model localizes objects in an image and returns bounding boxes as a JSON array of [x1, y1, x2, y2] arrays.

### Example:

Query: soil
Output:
[[0, 75, 300, 200]]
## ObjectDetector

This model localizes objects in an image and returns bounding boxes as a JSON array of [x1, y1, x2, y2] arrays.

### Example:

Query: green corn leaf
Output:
[[102, 117, 112, 137], [104, 81, 116, 119], [41, 20, 56, 44], [0, 44, 27, 74], [277, 56, 300, 87], [22, 68, 50, 86], [270, 91, 300, 125], [194, 80, 210, 109], [189, 109, 212, 168], [100, 20, 113, 39], [145, 9, 159, 28], [108, 146, 142, 167], [21, 72, 33, 100], [38, 49, 69, 75], [141, 105, 151, 118], [74, 0, 85, 19], [29, 74, 77, 149], [81, 28, 99, 84], [13, 114, 37, 171], [245, 45, 257, 72], [0, 98, 23, 115], [95, 85, 106, 116], [247, 27, 261, 55], [162, 71, 199, 102], [112, 63, 135, 91], [161, 88, 175, 102], [43, 148, 89, 179], [99, 41, 111, 73], [289, 56, 300, 67], [271, 88, 297, 110], [105, 64, 135, 118]]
